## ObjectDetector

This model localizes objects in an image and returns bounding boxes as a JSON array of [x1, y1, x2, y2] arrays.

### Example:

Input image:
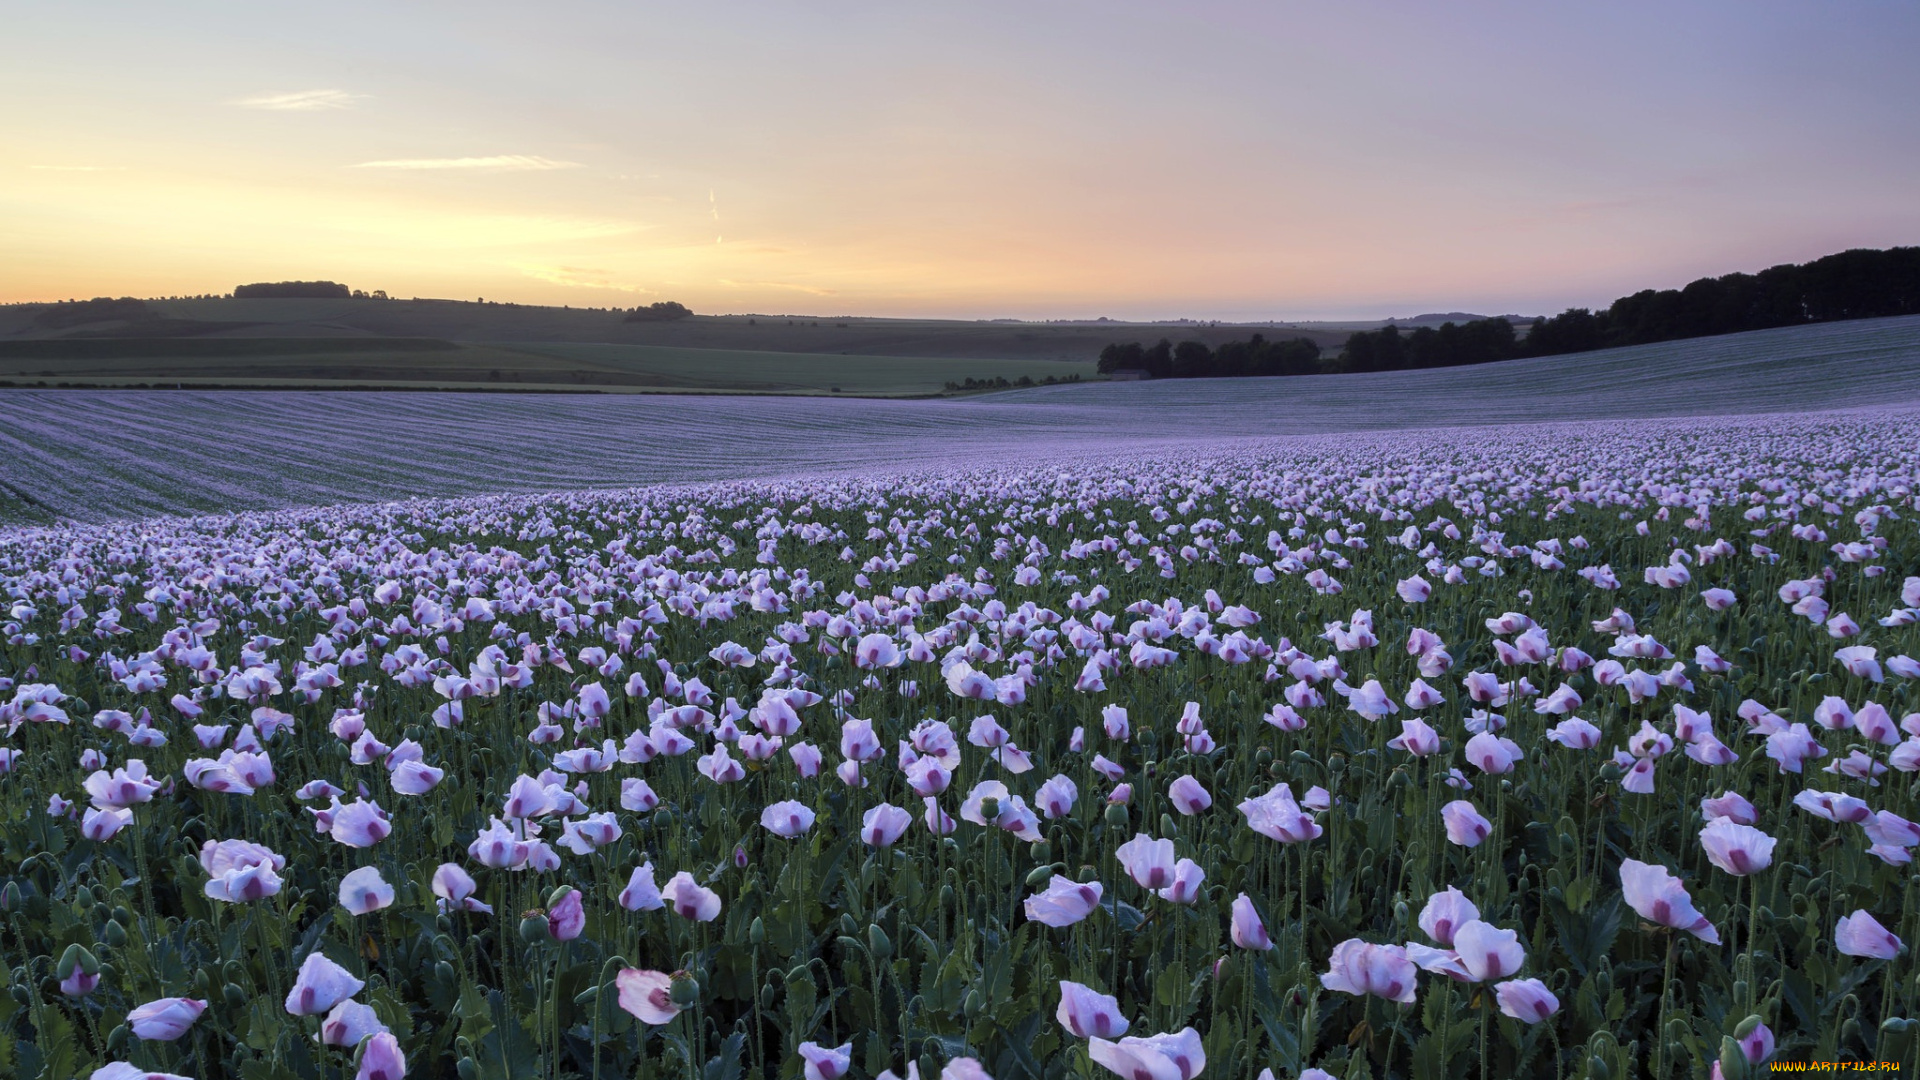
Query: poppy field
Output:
[[1, 409, 1918, 1080]]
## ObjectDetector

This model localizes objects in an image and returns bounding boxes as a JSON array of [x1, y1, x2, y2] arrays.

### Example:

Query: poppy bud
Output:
[[1267, 762, 1286, 779], [1159, 813, 1176, 836], [436, 961, 458, 987], [962, 988, 983, 1017], [1024, 864, 1056, 888], [457, 1059, 480, 1080], [56, 944, 98, 979], [519, 913, 553, 944], [546, 885, 574, 909], [1717, 1038, 1748, 1080], [107, 1023, 130, 1055], [0, 882, 19, 911], [103, 921, 127, 948], [224, 983, 248, 1010], [1588, 1056, 1610, 1080], [75, 889, 95, 912], [111, 905, 132, 926], [750, 917, 766, 945], [734, 845, 748, 869], [867, 924, 891, 960], [668, 970, 699, 1007], [404, 725, 427, 742]]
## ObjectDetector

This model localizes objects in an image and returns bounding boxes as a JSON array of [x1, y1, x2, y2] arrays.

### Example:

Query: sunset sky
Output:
[[5, 1, 1918, 320]]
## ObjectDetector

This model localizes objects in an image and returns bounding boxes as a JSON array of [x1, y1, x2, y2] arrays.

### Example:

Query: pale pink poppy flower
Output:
[[1701, 790, 1758, 824], [1794, 789, 1872, 823], [1230, 893, 1272, 950], [615, 969, 680, 1025], [1056, 980, 1129, 1037], [285, 952, 365, 1016], [1115, 834, 1178, 891], [1167, 775, 1211, 815], [1156, 858, 1205, 904], [1026, 877, 1102, 928], [1619, 859, 1719, 943], [1442, 801, 1491, 847], [1699, 819, 1776, 875], [1418, 887, 1479, 947], [618, 863, 665, 911], [1544, 718, 1602, 749], [661, 872, 722, 921], [760, 800, 816, 837], [861, 803, 913, 847], [1088, 1029, 1204, 1080], [1835, 910, 1902, 959], [1320, 939, 1417, 1003], [126, 997, 208, 1041], [799, 1041, 855, 1080], [1494, 978, 1560, 1023], [338, 866, 394, 915], [1387, 717, 1441, 757], [320, 1000, 387, 1047], [1452, 920, 1525, 981], [1239, 783, 1322, 843], [1765, 724, 1826, 773]]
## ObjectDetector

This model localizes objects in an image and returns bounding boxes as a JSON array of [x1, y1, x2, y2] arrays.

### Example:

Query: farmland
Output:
[[1, 405, 1918, 1080], [1, 315, 1916, 526], [0, 316, 1919, 1080]]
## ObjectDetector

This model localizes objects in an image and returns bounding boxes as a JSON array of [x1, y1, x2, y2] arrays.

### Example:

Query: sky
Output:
[[4, 1, 1919, 320]]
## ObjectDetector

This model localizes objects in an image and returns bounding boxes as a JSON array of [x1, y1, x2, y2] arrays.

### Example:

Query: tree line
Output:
[[1096, 246, 1920, 380], [1096, 333, 1322, 378], [1340, 245, 1920, 373]]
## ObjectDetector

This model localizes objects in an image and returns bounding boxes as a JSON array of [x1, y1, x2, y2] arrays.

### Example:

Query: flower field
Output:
[[2, 409, 1918, 1080]]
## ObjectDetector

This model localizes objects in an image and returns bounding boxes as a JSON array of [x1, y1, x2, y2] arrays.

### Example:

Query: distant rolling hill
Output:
[[2, 313, 1915, 524]]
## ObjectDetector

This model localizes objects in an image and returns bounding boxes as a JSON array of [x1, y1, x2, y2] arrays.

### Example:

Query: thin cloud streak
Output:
[[234, 89, 364, 111], [28, 165, 126, 172], [521, 265, 645, 292], [350, 155, 583, 171]]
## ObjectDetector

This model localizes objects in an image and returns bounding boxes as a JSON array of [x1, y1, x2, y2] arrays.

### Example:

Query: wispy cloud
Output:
[[718, 279, 839, 297], [522, 265, 646, 292], [350, 155, 582, 171], [235, 89, 365, 111], [28, 164, 125, 172]]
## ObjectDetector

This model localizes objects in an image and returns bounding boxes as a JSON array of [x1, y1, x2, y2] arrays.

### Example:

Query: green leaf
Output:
[[702, 1030, 746, 1080]]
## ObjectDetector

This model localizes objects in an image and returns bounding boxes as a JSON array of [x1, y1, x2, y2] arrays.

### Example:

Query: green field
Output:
[[501, 341, 1097, 394], [0, 335, 1096, 396]]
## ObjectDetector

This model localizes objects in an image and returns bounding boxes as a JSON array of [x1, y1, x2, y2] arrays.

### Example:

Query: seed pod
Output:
[[1254, 748, 1274, 768], [518, 914, 553, 944], [1104, 804, 1128, 830], [1031, 841, 1053, 863], [668, 971, 700, 1006]]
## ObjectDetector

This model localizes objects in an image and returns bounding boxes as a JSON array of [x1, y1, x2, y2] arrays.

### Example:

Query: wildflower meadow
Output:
[[1, 411, 1917, 1080]]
